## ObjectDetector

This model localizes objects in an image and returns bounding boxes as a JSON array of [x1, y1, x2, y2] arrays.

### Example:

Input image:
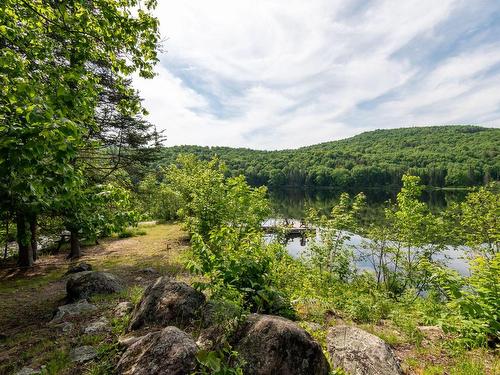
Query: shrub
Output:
[[189, 228, 294, 318], [169, 155, 293, 317], [447, 254, 500, 347], [426, 253, 500, 347]]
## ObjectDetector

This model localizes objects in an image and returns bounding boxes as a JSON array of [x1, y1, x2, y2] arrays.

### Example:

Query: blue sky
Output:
[[134, 0, 500, 150]]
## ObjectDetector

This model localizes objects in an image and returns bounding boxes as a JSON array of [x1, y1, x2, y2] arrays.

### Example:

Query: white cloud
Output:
[[361, 45, 500, 126], [134, 0, 500, 149]]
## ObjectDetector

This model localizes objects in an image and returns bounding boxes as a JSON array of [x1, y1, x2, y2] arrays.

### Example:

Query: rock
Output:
[[128, 277, 205, 331], [118, 335, 141, 348], [55, 322, 74, 333], [232, 314, 330, 375], [66, 271, 123, 301], [116, 326, 197, 375], [51, 300, 97, 322], [326, 325, 403, 375], [115, 301, 134, 317], [65, 262, 92, 275], [66, 270, 93, 282], [196, 324, 228, 351], [84, 317, 109, 334], [141, 267, 157, 274], [15, 367, 39, 375], [69, 346, 97, 363], [417, 326, 445, 345]]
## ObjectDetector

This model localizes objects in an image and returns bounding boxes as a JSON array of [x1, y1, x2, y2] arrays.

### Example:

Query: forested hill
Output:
[[158, 125, 500, 189]]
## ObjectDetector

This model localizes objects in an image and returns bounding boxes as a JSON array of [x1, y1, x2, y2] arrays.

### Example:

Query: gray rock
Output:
[[196, 323, 229, 351], [66, 271, 122, 301], [66, 270, 93, 281], [65, 262, 92, 275], [66, 271, 94, 281], [15, 367, 39, 375], [128, 277, 205, 331], [84, 317, 109, 334], [118, 335, 141, 347], [70, 346, 97, 363], [327, 325, 403, 375], [51, 300, 97, 322], [115, 301, 134, 317], [232, 314, 330, 375], [116, 326, 197, 375], [56, 322, 74, 333]]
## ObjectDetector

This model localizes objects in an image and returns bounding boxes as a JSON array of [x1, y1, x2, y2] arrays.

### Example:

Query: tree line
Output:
[[158, 125, 499, 190]]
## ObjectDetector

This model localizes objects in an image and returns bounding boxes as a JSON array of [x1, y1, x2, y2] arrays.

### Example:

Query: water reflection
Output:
[[264, 219, 470, 276], [266, 188, 470, 275], [269, 187, 467, 220]]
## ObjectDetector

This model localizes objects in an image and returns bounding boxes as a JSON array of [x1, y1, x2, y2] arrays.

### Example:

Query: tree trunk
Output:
[[16, 212, 33, 267], [68, 229, 81, 259], [30, 215, 37, 261], [3, 217, 8, 259]]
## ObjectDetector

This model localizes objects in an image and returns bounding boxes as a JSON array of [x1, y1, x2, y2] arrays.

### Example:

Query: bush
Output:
[[426, 253, 500, 347], [189, 227, 294, 318], [169, 155, 294, 318], [446, 254, 500, 347]]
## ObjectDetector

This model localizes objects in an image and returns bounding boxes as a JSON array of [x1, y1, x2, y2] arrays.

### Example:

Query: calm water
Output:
[[267, 188, 470, 275], [266, 230, 470, 276], [268, 187, 467, 220]]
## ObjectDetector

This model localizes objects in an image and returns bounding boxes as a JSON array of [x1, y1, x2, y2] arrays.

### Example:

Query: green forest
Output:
[[158, 126, 500, 190], [1, 1, 499, 375]]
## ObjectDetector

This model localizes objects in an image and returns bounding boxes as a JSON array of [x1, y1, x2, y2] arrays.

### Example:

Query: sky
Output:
[[134, 0, 500, 150]]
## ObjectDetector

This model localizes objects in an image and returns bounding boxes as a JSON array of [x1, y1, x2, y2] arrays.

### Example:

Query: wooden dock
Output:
[[261, 219, 311, 235], [262, 226, 309, 235]]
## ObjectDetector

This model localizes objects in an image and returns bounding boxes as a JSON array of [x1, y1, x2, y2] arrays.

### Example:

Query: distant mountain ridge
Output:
[[158, 125, 500, 189]]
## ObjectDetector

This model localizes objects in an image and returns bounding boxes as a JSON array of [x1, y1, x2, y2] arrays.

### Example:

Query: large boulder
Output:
[[128, 277, 205, 331], [116, 326, 197, 375], [66, 271, 123, 301], [65, 262, 92, 275], [327, 325, 403, 375], [232, 314, 330, 375]]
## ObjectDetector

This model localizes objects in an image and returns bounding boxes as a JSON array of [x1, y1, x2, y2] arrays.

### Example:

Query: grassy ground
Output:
[[0, 223, 190, 375], [0, 223, 498, 374], [298, 307, 499, 375]]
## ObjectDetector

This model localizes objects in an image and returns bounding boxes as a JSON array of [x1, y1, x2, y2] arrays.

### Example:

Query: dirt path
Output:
[[0, 223, 189, 374]]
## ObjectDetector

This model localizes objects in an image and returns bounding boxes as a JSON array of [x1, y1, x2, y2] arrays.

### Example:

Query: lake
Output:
[[268, 187, 468, 219], [267, 188, 470, 275]]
